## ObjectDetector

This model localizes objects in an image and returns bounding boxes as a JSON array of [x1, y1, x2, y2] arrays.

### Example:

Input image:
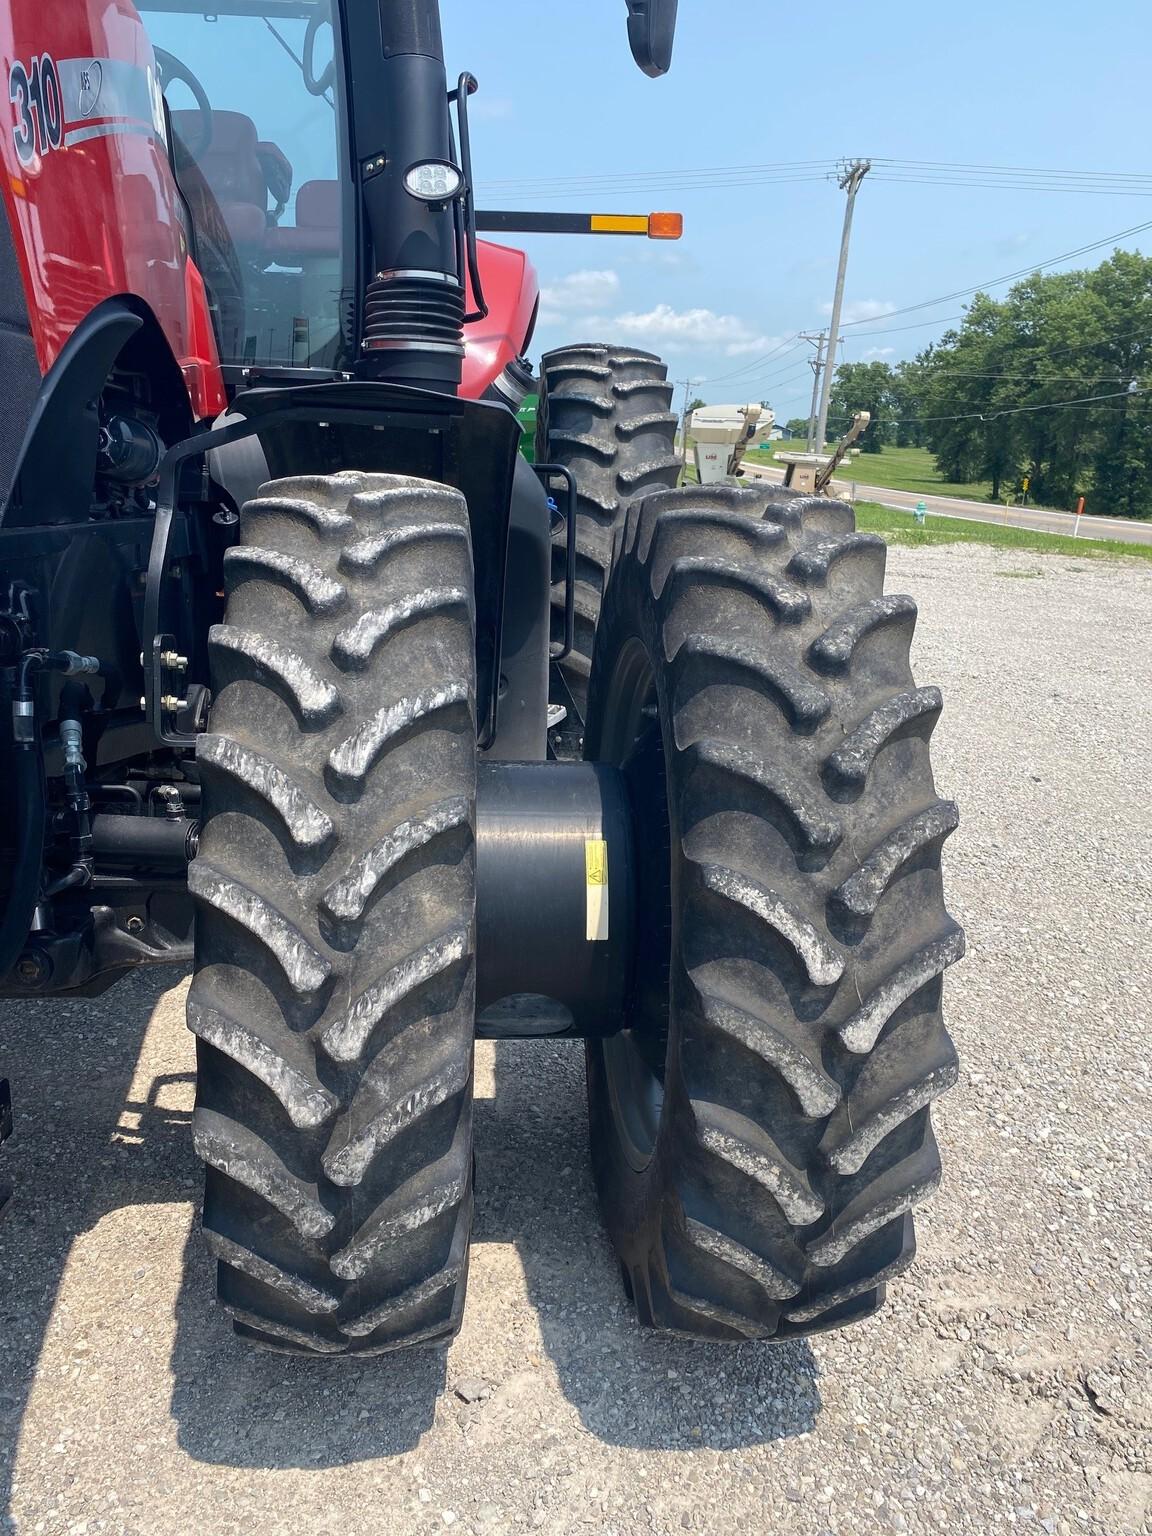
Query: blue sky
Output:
[[440, 0, 1152, 419]]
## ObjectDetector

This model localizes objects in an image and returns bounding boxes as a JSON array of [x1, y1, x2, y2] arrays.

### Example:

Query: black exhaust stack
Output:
[[345, 1, 465, 392]]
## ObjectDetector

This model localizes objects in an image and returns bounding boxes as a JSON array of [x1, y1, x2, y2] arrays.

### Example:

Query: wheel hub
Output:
[[475, 761, 635, 1038]]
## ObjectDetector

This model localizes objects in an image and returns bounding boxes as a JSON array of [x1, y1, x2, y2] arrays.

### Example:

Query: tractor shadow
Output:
[[167, 1240, 444, 1471], [167, 1231, 445, 1468], [473, 1036, 821, 1450], [0, 967, 197, 1515], [0, 973, 815, 1508], [162, 1035, 819, 1468], [0, 966, 441, 1506]]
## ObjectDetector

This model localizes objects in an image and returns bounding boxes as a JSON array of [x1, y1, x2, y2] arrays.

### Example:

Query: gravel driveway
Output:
[[0, 541, 1149, 1536]]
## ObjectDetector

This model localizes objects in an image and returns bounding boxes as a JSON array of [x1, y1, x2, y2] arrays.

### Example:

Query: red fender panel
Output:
[[461, 239, 539, 400]]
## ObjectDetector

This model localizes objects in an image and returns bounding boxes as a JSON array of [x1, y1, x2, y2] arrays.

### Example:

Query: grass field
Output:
[[678, 460, 1150, 557], [748, 441, 997, 502], [855, 501, 1152, 563]]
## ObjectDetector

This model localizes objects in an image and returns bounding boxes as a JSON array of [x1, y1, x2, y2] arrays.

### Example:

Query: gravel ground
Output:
[[0, 541, 1149, 1536]]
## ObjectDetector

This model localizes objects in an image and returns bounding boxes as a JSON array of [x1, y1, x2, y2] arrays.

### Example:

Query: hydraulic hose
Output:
[[47, 682, 95, 898], [0, 737, 46, 978], [0, 650, 100, 976]]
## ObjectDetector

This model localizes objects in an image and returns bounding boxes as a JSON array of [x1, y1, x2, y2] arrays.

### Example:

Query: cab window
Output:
[[139, 0, 345, 369]]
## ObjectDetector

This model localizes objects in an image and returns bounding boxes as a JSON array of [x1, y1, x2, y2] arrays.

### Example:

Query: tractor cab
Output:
[[141, 0, 346, 371], [138, 0, 684, 390]]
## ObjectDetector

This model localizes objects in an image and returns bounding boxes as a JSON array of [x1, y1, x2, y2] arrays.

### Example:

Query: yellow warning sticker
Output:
[[585, 838, 608, 886], [585, 837, 609, 941]]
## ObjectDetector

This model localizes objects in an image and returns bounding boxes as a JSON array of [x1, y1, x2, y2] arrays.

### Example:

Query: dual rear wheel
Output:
[[191, 470, 476, 1354], [585, 483, 962, 1336], [191, 402, 961, 1354]]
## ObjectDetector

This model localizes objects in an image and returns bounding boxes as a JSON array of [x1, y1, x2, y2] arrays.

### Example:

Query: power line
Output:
[[895, 370, 1134, 382], [488, 168, 1152, 205], [844, 320, 1150, 358], [483, 172, 830, 193], [484, 156, 1152, 198], [480, 160, 837, 201], [870, 175, 1152, 198], [872, 157, 1152, 183], [484, 174, 831, 202], [490, 166, 1152, 210], [1025, 331, 1151, 358], [705, 360, 817, 398], [868, 160, 1152, 197], [739, 357, 813, 394], [748, 361, 814, 394], [734, 269, 1150, 406], [842, 314, 969, 338], [483, 159, 834, 189], [693, 335, 803, 387], [523, 171, 1152, 409], [837, 216, 1152, 329], [868, 388, 1145, 428], [695, 358, 813, 400], [688, 355, 814, 400]]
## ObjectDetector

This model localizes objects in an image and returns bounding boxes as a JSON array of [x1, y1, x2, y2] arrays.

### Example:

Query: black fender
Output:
[[486, 454, 550, 760], [206, 410, 271, 515], [3, 300, 143, 529], [206, 419, 552, 761], [3, 296, 196, 531]]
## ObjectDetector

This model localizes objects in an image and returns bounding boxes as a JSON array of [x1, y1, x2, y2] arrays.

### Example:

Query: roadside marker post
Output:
[[1074, 496, 1085, 537]]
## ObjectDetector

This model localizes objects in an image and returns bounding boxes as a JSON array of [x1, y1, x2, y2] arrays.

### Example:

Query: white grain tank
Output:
[[688, 403, 775, 484]]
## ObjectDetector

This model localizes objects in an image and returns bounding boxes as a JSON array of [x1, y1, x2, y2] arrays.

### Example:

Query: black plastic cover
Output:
[[625, 0, 679, 76], [229, 380, 520, 747]]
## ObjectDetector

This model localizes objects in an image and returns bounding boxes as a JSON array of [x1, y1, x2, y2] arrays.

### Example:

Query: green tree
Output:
[[915, 254, 1152, 513], [890, 359, 930, 448], [918, 294, 1026, 500], [784, 417, 809, 438], [826, 361, 894, 452], [1081, 251, 1152, 518]]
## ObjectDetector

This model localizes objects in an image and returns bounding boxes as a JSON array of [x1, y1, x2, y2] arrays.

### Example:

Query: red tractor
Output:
[[0, 0, 963, 1356]]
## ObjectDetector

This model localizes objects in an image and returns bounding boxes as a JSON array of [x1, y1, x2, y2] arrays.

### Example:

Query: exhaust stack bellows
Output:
[[361, 270, 465, 391]]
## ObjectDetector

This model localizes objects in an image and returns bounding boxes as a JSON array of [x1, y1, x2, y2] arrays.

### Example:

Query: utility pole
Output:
[[677, 377, 699, 478], [814, 158, 870, 454], [799, 329, 827, 452]]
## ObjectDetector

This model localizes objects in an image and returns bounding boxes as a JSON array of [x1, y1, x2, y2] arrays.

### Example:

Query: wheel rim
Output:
[[596, 637, 673, 1174]]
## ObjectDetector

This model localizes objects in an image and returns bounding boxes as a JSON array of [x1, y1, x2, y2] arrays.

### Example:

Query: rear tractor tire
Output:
[[584, 483, 964, 1339], [536, 343, 680, 720], [189, 470, 477, 1355]]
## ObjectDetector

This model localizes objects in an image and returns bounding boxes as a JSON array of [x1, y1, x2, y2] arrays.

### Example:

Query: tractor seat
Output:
[[264, 180, 341, 264], [171, 109, 292, 251]]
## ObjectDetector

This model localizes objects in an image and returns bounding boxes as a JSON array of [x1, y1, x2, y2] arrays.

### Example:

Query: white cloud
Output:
[[725, 332, 786, 357], [607, 303, 780, 357], [993, 231, 1031, 255], [862, 346, 895, 359], [622, 247, 693, 269], [537, 269, 621, 325], [534, 287, 784, 361], [821, 298, 897, 325], [471, 97, 515, 122]]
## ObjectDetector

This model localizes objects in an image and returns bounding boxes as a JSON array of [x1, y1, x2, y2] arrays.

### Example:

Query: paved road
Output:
[[0, 543, 1149, 1534], [741, 460, 1152, 546]]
